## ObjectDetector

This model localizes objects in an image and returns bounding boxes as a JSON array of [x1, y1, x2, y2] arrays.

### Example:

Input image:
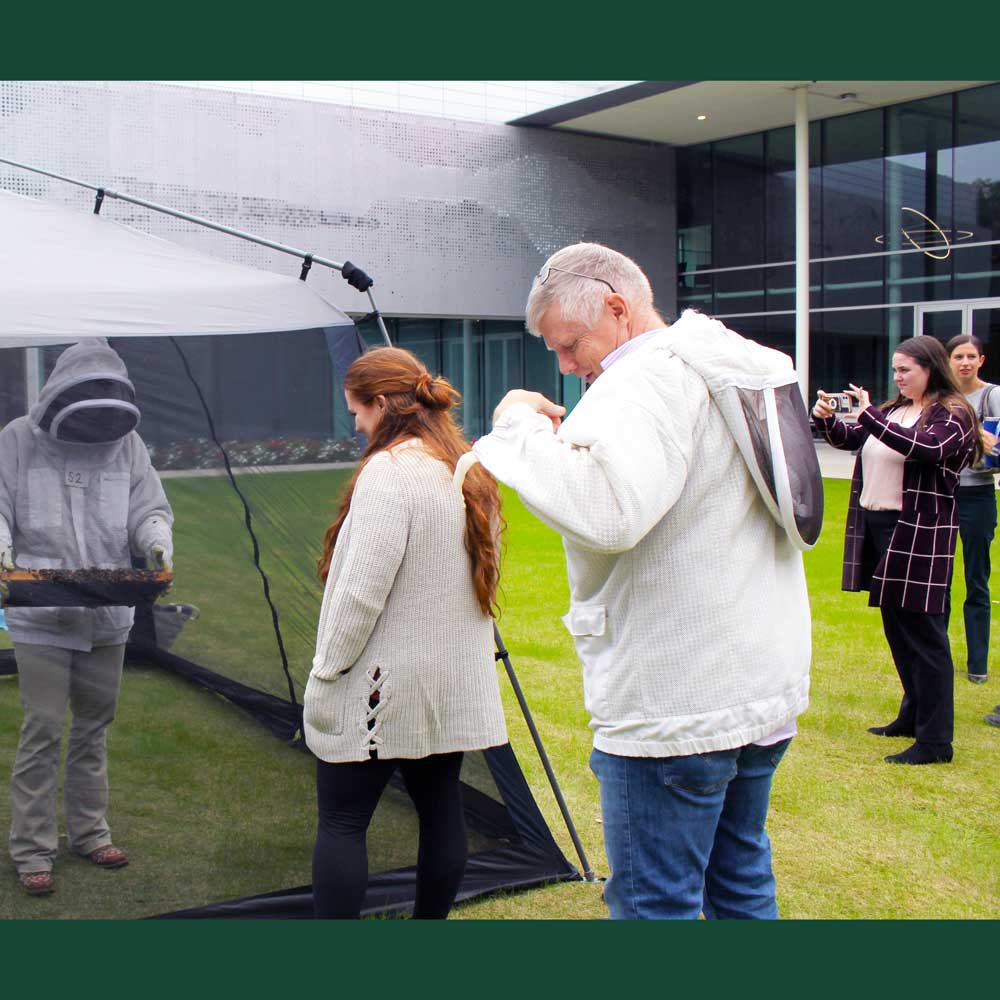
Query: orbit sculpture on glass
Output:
[[875, 206, 975, 260]]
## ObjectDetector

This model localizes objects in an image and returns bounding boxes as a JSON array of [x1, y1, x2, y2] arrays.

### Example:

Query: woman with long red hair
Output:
[[304, 346, 507, 919]]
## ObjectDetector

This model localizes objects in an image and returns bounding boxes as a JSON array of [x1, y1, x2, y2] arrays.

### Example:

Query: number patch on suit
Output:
[[65, 468, 90, 489]]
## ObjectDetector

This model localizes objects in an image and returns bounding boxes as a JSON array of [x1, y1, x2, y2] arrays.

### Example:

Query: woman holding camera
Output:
[[946, 334, 1000, 685], [303, 346, 508, 918], [813, 336, 979, 765]]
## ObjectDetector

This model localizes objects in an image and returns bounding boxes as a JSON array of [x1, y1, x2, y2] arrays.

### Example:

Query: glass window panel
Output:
[[561, 373, 584, 413], [676, 143, 714, 308], [726, 314, 766, 350], [678, 266, 714, 313], [523, 330, 559, 402], [715, 267, 765, 315], [810, 308, 895, 405], [955, 83, 1000, 300], [972, 306, 1000, 383], [0, 346, 26, 425], [764, 313, 796, 361], [441, 319, 483, 441], [355, 315, 394, 348], [954, 242, 1000, 301], [821, 109, 884, 258], [714, 134, 764, 268], [885, 95, 956, 303], [677, 144, 713, 234], [920, 309, 964, 340], [396, 319, 440, 372], [822, 256, 885, 308], [886, 248, 954, 303], [678, 224, 712, 285], [765, 124, 821, 263], [482, 322, 523, 426], [765, 263, 795, 312]]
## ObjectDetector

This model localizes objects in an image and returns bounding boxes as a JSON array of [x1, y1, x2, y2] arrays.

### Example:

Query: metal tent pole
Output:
[[494, 624, 596, 882], [377, 319, 594, 882], [0, 155, 391, 336], [2, 154, 592, 879]]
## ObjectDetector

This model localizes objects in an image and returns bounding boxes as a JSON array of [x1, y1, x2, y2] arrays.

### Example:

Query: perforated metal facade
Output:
[[0, 81, 675, 320]]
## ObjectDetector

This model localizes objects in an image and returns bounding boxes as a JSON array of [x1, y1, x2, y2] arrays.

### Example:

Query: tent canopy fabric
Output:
[[0, 189, 354, 345]]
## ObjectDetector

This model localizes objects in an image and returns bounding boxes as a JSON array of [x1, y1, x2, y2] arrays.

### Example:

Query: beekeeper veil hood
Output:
[[30, 338, 139, 444]]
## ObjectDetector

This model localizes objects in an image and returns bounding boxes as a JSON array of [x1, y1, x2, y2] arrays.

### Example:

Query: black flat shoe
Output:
[[867, 722, 915, 738], [884, 742, 953, 765]]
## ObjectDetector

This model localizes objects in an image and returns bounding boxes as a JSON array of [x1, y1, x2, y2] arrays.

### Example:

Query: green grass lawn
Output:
[[1, 474, 998, 919]]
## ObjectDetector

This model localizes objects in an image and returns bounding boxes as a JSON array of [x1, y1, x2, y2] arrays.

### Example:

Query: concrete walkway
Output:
[[815, 441, 855, 480]]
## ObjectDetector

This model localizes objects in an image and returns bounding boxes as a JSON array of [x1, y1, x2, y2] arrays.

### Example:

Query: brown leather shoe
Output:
[[85, 845, 129, 869], [19, 870, 55, 896]]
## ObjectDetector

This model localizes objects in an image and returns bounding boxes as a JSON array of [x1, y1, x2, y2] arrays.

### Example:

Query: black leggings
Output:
[[313, 752, 467, 919]]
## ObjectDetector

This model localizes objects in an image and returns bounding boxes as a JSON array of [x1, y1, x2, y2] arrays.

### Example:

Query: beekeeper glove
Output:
[[146, 543, 173, 573], [0, 514, 13, 571], [0, 514, 13, 603]]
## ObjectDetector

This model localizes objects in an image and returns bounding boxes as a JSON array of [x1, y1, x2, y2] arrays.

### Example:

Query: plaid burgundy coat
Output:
[[816, 401, 975, 613]]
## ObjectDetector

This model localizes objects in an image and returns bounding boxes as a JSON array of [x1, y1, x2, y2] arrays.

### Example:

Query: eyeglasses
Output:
[[537, 265, 617, 294]]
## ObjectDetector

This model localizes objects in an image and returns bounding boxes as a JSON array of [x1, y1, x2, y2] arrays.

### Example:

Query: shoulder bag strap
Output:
[[977, 384, 996, 422]]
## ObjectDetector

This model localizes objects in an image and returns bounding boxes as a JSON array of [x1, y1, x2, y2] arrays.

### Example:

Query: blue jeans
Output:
[[589, 739, 791, 920]]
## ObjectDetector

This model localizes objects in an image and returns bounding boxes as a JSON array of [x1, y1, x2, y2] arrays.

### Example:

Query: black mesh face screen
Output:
[[54, 405, 139, 443], [40, 378, 138, 442]]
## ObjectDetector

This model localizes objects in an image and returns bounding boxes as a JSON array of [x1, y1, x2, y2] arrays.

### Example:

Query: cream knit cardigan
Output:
[[304, 440, 508, 763], [472, 319, 811, 757]]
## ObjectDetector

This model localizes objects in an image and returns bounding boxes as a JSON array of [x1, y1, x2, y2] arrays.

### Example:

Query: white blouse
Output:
[[859, 403, 922, 511]]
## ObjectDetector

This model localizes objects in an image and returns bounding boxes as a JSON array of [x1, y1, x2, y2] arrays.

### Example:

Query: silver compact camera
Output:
[[827, 392, 853, 413]]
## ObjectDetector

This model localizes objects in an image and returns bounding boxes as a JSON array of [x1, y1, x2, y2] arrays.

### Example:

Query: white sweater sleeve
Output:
[[311, 458, 411, 681], [473, 379, 693, 554]]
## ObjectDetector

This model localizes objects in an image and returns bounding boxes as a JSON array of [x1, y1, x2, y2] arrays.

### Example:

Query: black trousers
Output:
[[312, 751, 467, 919], [866, 509, 954, 748], [945, 484, 997, 677]]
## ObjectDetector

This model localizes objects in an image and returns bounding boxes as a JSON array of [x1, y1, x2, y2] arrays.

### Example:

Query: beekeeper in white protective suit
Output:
[[0, 338, 173, 897]]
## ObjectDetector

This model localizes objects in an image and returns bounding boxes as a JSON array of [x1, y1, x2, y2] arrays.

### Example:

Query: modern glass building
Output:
[[675, 82, 1000, 399], [3, 79, 999, 448]]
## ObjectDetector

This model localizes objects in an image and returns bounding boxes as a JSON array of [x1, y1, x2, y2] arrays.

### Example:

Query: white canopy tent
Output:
[[0, 188, 355, 348], [0, 180, 594, 918]]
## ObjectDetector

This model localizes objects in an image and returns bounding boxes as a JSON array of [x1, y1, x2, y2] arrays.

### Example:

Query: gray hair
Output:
[[525, 243, 654, 336]]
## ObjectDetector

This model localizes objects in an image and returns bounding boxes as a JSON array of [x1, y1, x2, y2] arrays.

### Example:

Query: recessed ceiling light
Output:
[[696, 114, 707, 121]]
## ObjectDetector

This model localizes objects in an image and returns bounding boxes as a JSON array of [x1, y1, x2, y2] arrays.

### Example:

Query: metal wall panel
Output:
[[0, 81, 675, 320]]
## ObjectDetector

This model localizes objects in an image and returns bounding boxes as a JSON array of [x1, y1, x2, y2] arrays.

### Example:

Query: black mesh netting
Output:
[[0, 331, 578, 918]]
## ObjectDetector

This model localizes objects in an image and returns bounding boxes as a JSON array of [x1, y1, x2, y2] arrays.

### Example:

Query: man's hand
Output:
[[492, 390, 566, 431]]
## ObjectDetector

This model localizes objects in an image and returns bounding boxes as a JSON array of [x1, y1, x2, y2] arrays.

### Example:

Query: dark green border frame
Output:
[[4, 1, 999, 985], [6, 4, 1000, 78]]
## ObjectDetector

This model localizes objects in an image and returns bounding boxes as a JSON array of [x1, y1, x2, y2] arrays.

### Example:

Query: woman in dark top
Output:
[[813, 336, 979, 765], [945, 334, 1000, 684]]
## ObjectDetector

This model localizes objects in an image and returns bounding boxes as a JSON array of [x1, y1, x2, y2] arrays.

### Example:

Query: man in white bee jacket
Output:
[[0, 338, 173, 896], [471, 243, 816, 920]]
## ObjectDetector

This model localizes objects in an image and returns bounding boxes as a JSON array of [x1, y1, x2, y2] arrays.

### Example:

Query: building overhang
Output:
[[511, 80, 997, 146]]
